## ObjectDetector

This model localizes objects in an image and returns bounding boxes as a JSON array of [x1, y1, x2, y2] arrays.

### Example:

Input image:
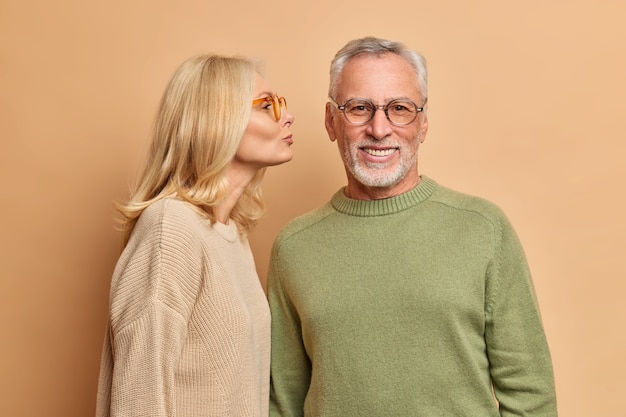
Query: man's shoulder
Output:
[[428, 181, 508, 222], [271, 199, 341, 252], [280, 202, 335, 236]]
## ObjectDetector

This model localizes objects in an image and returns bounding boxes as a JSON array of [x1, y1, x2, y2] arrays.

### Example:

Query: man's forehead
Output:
[[337, 55, 421, 100]]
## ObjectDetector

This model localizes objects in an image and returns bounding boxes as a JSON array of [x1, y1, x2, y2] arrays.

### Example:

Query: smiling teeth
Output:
[[364, 148, 395, 156]]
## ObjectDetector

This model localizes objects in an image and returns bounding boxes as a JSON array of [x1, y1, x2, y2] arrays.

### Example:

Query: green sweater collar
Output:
[[330, 176, 437, 217]]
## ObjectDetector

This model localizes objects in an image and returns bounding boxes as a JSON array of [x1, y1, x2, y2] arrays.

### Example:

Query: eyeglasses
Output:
[[252, 94, 287, 121], [328, 97, 425, 126]]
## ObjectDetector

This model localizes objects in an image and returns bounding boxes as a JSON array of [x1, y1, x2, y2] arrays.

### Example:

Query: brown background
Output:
[[1, 1, 624, 416]]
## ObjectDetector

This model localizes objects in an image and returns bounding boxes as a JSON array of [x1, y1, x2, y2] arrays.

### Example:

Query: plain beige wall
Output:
[[1, 0, 624, 415]]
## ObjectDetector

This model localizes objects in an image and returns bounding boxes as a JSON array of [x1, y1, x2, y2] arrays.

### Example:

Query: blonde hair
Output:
[[117, 54, 266, 247]]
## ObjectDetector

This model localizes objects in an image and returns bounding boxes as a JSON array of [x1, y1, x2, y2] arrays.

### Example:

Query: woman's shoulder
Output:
[[136, 197, 208, 237], [110, 198, 208, 327]]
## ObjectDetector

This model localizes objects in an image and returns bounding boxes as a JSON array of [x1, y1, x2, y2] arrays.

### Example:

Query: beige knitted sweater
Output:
[[96, 198, 270, 417]]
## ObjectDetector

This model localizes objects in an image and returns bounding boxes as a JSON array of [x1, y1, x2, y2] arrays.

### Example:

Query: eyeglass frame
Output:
[[328, 97, 426, 126], [251, 94, 287, 121]]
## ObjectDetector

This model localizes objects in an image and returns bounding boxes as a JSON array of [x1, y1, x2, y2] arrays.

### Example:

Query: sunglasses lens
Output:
[[273, 97, 280, 121]]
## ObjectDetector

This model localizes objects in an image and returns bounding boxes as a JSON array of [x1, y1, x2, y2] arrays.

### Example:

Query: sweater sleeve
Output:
[[105, 203, 203, 417], [268, 239, 311, 417], [109, 303, 188, 416], [484, 213, 558, 416]]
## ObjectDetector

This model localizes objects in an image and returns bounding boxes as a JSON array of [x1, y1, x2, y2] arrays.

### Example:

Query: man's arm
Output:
[[485, 214, 558, 416], [268, 242, 312, 417]]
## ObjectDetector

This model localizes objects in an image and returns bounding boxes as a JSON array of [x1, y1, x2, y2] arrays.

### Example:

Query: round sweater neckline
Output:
[[330, 175, 437, 217], [212, 220, 239, 242]]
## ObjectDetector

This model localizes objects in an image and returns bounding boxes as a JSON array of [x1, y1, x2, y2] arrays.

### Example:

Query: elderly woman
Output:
[[96, 54, 294, 417]]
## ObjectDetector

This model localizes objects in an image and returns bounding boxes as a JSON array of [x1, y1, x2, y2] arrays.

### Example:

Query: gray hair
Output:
[[328, 36, 428, 103]]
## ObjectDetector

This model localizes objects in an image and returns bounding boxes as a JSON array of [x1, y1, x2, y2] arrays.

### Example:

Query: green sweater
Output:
[[268, 176, 557, 417]]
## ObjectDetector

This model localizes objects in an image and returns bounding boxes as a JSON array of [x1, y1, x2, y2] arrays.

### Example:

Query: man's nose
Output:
[[366, 108, 393, 140]]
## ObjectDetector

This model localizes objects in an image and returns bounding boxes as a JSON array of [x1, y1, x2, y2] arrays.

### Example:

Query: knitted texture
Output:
[[96, 198, 270, 417], [268, 176, 557, 417]]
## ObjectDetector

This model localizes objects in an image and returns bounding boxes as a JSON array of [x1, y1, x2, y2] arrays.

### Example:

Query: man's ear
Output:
[[419, 115, 428, 143], [325, 103, 336, 142]]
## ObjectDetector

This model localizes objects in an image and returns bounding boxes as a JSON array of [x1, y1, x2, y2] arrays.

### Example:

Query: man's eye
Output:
[[348, 103, 372, 113], [389, 101, 417, 114], [393, 105, 410, 112]]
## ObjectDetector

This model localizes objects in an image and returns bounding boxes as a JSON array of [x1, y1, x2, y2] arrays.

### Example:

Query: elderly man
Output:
[[268, 36, 557, 416]]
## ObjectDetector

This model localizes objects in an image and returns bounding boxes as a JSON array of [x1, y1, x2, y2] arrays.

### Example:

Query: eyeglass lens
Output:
[[252, 95, 287, 121], [259, 95, 287, 121], [272, 96, 287, 121]]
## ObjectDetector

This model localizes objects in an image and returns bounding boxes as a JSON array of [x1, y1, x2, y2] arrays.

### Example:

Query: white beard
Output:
[[344, 143, 418, 188]]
